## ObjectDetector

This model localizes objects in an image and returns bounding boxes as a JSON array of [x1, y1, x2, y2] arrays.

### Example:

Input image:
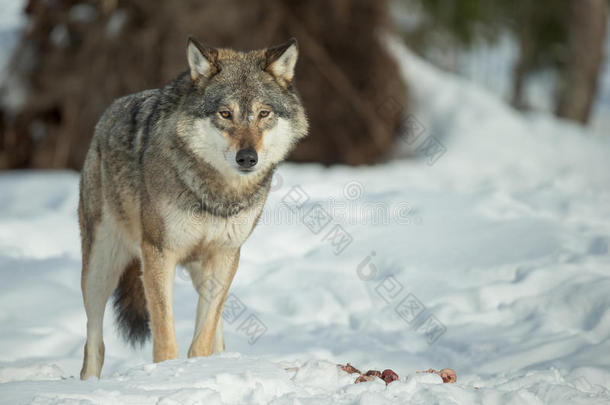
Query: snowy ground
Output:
[[1, 23, 610, 405]]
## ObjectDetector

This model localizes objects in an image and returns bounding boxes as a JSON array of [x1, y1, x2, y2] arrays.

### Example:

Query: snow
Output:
[[1, 17, 610, 405]]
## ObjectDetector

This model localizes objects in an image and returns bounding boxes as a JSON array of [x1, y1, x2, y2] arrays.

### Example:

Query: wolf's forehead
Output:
[[209, 66, 275, 100], [211, 80, 266, 106], [219, 56, 265, 81]]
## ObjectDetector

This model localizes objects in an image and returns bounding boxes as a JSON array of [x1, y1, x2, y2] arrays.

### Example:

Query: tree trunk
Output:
[[510, 1, 535, 111], [555, 0, 607, 124], [511, 42, 533, 111]]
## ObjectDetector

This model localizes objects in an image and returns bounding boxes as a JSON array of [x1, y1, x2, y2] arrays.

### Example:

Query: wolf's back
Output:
[[92, 89, 161, 154]]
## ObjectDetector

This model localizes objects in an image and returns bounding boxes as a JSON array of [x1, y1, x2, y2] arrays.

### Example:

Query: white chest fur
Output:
[[161, 199, 263, 257]]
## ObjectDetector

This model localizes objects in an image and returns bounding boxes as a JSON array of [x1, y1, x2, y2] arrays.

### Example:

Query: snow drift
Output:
[[0, 39, 609, 404]]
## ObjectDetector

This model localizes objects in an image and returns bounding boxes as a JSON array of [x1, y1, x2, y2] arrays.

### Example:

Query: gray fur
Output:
[[78, 38, 308, 375]]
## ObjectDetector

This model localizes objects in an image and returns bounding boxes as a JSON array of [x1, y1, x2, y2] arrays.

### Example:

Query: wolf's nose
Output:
[[236, 148, 258, 168]]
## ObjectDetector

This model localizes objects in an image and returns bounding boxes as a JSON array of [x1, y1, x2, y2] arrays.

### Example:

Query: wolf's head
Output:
[[178, 36, 308, 180]]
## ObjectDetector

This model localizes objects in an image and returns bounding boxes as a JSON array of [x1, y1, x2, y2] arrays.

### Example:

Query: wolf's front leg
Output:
[[186, 248, 240, 358], [141, 243, 179, 363]]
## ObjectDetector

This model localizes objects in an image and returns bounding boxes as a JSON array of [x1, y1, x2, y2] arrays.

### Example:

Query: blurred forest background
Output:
[[0, 0, 608, 170]]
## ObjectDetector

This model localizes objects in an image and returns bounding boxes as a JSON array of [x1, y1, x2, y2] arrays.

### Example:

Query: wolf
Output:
[[78, 36, 308, 379]]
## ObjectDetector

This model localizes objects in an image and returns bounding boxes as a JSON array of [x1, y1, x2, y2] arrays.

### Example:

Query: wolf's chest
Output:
[[163, 202, 262, 256]]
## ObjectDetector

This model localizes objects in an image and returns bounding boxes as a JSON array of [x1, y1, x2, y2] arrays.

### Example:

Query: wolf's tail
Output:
[[112, 259, 151, 346]]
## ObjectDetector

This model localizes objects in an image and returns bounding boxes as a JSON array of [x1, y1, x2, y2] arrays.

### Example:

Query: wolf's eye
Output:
[[259, 110, 270, 118], [219, 111, 232, 119]]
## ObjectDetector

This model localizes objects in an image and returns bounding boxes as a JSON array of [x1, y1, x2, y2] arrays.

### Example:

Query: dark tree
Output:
[[0, 0, 407, 169]]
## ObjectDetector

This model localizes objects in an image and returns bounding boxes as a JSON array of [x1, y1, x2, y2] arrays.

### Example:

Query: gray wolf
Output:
[[78, 36, 308, 379]]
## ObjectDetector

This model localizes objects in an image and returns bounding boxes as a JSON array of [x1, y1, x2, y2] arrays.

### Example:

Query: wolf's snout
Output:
[[236, 148, 258, 169]]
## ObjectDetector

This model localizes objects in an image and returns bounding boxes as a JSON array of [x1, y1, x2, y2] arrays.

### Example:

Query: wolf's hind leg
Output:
[[80, 217, 131, 380]]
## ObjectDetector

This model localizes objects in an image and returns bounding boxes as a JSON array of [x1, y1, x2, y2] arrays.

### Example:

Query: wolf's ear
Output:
[[264, 38, 298, 86], [187, 36, 219, 81]]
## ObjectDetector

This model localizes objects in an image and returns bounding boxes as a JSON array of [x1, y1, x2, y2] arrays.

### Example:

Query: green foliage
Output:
[[506, 0, 569, 70], [417, 0, 504, 45], [400, 0, 570, 72]]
